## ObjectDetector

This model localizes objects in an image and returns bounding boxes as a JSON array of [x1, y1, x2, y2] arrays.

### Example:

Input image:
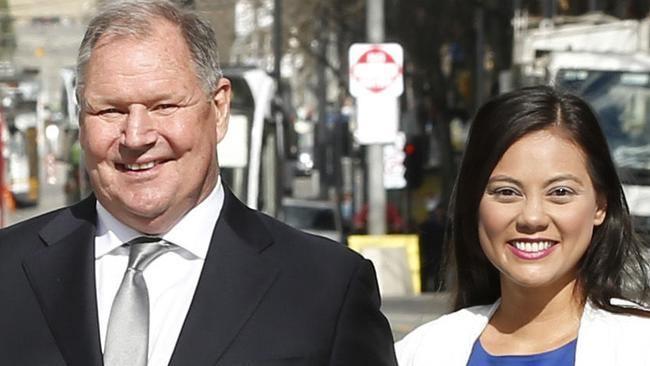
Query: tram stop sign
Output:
[[349, 43, 403, 98], [349, 43, 403, 144]]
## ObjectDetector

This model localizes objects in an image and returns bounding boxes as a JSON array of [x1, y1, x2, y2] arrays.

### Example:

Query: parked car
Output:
[[277, 197, 344, 244]]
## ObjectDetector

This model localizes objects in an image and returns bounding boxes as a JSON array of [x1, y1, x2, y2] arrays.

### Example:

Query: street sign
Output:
[[349, 43, 404, 98], [354, 95, 399, 144], [383, 132, 407, 189]]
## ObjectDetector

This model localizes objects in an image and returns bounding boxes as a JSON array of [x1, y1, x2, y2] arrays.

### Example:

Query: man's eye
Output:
[[153, 104, 179, 113], [97, 108, 123, 116]]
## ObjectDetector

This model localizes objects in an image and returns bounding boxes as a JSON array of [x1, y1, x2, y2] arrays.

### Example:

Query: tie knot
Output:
[[126, 236, 175, 272]]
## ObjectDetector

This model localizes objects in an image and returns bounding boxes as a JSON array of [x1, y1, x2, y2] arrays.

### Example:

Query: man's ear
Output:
[[213, 77, 231, 144]]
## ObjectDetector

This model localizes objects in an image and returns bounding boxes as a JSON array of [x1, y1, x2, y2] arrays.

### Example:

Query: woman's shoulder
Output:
[[400, 303, 495, 338], [583, 299, 650, 333], [577, 300, 650, 364], [395, 303, 496, 365]]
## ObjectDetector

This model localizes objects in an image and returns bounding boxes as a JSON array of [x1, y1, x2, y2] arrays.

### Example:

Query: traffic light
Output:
[[403, 136, 425, 190]]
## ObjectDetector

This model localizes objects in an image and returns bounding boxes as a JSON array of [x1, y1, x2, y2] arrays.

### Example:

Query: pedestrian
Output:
[[396, 85, 650, 365], [0, 1, 397, 365], [418, 200, 446, 292]]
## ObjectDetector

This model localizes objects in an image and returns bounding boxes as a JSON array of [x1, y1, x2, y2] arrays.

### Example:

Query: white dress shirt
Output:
[[95, 178, 224, 366]]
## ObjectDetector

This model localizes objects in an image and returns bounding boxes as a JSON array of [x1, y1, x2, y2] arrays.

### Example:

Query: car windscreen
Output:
[[282, 205, 336, 231], [556, 69, 650, 170]]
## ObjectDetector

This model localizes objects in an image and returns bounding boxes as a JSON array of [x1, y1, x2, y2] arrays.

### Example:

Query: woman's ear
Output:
[[594, 194, 607, 226]]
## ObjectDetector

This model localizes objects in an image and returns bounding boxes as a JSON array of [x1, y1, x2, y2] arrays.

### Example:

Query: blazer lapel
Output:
[[169, 188, 279, 365], [22, 197, 103, 366]]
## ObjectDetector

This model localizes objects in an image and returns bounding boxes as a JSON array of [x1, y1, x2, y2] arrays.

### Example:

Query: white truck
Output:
[[509, 11, 650, 234]]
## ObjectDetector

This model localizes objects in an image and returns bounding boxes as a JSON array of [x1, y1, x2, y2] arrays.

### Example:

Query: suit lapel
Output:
[[22, 196, 103, 366], [169, 188, 279, 365]]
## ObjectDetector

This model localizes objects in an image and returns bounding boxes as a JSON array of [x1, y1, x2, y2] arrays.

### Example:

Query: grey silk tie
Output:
[[103, 237, 176, 366]]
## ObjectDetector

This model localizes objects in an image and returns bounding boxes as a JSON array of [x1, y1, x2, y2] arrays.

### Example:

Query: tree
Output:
[[0, 0, 15, 61]]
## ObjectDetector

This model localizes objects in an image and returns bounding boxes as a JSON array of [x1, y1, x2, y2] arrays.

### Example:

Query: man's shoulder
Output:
[[0, 207, 65, 239], [254, 211, 364, 268], [0, 198, 94, 255]]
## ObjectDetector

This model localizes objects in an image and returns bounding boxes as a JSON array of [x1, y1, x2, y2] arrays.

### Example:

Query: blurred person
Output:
[[396, 85, 650, 365], [0, 1, 396, 365], [353, 202, 405, 234], [418, 200, 446, 292]]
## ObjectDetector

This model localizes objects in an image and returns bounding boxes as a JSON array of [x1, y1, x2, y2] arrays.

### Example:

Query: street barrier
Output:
[[348, 234, 420, 296]]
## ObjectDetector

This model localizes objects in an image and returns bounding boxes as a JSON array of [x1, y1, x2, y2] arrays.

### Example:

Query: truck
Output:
[[508, 11, 650, 235]]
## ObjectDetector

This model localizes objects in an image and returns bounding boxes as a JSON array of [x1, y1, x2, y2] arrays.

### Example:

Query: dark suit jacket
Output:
[[0, 189, 397, 365]]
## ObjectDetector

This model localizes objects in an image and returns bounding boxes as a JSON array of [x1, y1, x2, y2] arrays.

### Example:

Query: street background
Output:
[[3, 0, 650, 342]]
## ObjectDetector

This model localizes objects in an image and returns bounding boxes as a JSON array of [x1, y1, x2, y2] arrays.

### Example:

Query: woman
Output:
[[396, 85, 650, 365]]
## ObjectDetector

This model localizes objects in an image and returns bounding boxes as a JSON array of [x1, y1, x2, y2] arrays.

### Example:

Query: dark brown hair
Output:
[[449, 85, 650, 314]]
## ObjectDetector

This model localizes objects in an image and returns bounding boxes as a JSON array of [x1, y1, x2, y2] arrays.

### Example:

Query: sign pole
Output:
[[366, 0, 386, 235]]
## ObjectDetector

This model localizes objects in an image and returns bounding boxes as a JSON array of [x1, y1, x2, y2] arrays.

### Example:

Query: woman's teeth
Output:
[[511, 241, 554, 252]]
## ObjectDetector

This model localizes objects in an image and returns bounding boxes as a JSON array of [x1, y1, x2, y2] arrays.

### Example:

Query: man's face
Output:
[[80, 20, 230, 234]]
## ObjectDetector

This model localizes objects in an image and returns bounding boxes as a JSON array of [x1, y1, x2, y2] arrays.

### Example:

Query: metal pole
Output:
[[475, 3, 485, 110], [316, 16, 328, 198], [273, 0, 284, 213], [366, 0, 387, 235], [542, 0, 555, 20], [273, 0, 283, 95]]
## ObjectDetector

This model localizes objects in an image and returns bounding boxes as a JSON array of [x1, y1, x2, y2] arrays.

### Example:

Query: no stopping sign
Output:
[[349, 43, 403, 97]]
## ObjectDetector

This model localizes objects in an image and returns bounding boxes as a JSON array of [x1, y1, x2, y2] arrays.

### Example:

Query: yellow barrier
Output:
[[348, 234, 420, 295]]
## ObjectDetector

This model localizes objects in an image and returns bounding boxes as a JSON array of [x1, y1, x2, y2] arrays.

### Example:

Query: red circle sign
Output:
[[350, 48, 403, 93]]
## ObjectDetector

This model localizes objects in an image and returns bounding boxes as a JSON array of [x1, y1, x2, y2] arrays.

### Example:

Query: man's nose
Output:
[[516, 197, 549, 233], [122, 107, 157, 148]]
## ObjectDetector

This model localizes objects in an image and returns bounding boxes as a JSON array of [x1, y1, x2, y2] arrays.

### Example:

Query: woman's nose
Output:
[[516, 197, 550, 233]]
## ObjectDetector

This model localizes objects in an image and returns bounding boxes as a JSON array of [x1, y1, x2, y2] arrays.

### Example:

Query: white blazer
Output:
[[395, 300, 650, 366]]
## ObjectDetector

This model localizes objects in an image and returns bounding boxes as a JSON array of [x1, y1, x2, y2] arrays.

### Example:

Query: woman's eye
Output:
[[550, 187, 575, 197], [495, 188, 518, 196], [487, 187, 521, 201]]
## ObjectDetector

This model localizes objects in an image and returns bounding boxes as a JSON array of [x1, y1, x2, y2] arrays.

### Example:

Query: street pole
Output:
[[273, 0, 282, 95], [474, 3, 485, 110], [273, 0, 284, 214], [366, 0, 387, 235], [542, 0, 555, 22]]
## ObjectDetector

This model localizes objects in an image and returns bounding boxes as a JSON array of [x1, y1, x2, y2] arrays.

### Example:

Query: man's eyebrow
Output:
[[84, 93, 182, 106]]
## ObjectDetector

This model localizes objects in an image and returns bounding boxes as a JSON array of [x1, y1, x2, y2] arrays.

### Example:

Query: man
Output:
[[0, 1, 397, 365]]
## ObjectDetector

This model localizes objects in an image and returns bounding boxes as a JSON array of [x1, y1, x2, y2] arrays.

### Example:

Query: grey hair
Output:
[[75, 0, 221, 105]]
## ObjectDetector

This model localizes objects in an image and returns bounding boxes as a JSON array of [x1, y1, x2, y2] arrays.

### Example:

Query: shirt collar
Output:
[[95, 177, 224, 260]]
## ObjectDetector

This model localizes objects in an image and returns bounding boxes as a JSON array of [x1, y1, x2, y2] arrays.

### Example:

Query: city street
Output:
[[382, 292, 450, 341], [4, 160, 450, 342]]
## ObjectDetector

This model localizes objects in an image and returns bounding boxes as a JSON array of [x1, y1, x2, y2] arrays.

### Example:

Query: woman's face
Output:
[[478, 129, 606, 291]]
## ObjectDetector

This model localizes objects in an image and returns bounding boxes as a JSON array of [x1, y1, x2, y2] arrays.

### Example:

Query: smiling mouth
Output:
[[507, 239, 559, 259], [509, 240, 557, 253], [117, 161, 159, 172]]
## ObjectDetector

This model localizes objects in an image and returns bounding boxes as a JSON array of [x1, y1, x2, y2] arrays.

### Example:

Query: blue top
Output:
[[466, 338, 577, 366]]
